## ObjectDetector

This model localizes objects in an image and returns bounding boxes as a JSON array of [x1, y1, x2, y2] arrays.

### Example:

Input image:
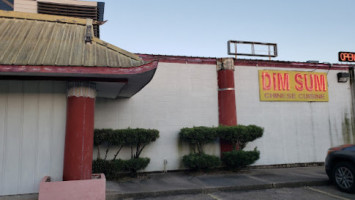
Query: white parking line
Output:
[[242, 174, 273, 184], [306, 186, 351, 200], [208, 193, 223, 200]]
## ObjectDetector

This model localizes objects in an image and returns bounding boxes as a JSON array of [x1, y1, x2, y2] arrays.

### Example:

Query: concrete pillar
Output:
[[63, 82, 96, 181], [217, 58, 237, 153]]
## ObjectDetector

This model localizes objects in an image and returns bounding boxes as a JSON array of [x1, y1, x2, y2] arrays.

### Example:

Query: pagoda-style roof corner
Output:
[[0, 10, 144, 68], [0, 11, 158, 98]]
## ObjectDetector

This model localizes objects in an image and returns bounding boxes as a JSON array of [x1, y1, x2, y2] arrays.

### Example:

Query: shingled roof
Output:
[[0, 10, 144, 67]]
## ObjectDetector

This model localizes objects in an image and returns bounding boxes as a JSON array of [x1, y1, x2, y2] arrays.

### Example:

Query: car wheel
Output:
[[333, 162, 355, 193]]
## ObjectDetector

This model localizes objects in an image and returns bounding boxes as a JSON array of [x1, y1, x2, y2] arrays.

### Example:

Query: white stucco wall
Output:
[[235, 66, 354, 165], [94, 62, 220, 171], [0, 80, 67, 196]]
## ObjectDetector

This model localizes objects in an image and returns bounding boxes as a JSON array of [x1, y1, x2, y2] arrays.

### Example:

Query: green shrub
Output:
[[247, 125, 264, 142], [124, 128, 159, 159], [111, 159, 126, 172], [217, 125, 263, 150], [124, 157, 150, 174], [92, 159, 113, 178], [222, 149, 260, 169], [94, 129, 114, 159], [94, 128, 159, 160], [179, 126, 218, 154], [182, 153, 221, 171], [93, 128, 158, 178], [92, 158, 149, 179]]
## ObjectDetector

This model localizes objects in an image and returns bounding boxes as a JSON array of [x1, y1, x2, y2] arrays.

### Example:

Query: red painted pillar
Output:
[[217, 58, 237, 153], [63, 82, 96, 181]]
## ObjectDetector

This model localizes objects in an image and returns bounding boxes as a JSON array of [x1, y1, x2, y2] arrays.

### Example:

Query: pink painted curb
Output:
[[39, 174, 106, 200]]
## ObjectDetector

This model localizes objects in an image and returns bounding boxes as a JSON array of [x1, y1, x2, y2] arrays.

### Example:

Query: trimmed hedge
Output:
[[179, 126, 217, 154], [222, 149, 260, 169], [124, 158, 150, 174], [182, 153, 221, 171], [92, 159, 124, 179], [92, 158, 150, 179], [180, 124, 264, 171], [124, 128, 159, 159], [93, 128, 159, 178], [94, 128, 159, 159], [217, 125, 263, 150]]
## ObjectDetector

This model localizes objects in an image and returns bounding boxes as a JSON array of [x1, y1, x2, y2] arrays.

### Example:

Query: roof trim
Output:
[[0, 61, 158, 76], [93, 38, 141, 61], [138, 54, 350, 70]]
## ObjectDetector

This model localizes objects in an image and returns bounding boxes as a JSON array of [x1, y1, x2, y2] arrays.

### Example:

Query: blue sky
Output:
[[95, 0, 355, 63]]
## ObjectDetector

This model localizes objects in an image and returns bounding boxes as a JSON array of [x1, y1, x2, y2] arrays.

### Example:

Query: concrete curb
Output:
[[106, 180, 330, 199]]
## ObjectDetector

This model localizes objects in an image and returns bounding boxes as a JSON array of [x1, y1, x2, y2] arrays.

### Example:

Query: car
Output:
[[325, 144, 355, 193]]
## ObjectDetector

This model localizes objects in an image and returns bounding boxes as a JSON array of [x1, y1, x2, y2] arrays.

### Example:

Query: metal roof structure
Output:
[[0, 10, 144, 67], [0, 11, 158, 99]]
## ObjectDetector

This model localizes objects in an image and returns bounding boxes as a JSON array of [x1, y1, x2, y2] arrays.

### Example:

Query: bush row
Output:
[[182, 150, 260, 170], [180, 125, 263, 152], [221, 149, 260, 169], [92, 158, 150, 179], [94, 128, 159, 147], [180, 125, 263, 170], [93, 128, 159, 178], [94, 128, 159, 159], [182, 153, 221, 170]]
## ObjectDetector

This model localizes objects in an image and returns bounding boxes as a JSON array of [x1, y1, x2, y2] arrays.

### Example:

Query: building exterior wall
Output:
[[94, 62, 220, 171], [0, 58, 353, 196], [37, 0, 96, 6], [0, 80, 67, 196], [95, 60, 354, 172], [235, 66, 354, 165], [14, 0, 37, 13], [13, 0, 97, 13]]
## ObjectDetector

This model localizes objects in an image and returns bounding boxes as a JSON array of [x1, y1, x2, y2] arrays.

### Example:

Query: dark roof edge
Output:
[[0, 61, 159, 77], [137, 54, 350, 70]]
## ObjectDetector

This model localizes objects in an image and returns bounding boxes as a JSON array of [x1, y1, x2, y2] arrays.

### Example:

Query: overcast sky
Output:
[[95, 0, 355, 63]]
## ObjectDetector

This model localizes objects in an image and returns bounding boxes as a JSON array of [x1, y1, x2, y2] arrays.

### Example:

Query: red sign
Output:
[[339, 52, 355, 62]]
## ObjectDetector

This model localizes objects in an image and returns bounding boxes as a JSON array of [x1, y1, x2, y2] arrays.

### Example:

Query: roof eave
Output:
[[0, 61, 158, 98]]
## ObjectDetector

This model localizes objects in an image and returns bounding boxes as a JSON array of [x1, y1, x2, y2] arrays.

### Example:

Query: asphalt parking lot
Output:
[[136, 185, 355, 200]]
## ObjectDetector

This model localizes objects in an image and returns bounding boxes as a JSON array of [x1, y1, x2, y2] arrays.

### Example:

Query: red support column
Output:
[[217, 58, 237, 153], [63, 82, 96, 181]]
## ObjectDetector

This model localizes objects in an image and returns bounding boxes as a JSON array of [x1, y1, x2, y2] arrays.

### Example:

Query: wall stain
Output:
[[328, 117, 334, 147], [347, 68, 355, 144], [342, 114, 355, 144]]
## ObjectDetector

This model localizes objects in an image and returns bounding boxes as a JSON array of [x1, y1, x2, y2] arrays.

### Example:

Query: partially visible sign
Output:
[[339, 52, 355, 62], [258, 70, 328, 102]]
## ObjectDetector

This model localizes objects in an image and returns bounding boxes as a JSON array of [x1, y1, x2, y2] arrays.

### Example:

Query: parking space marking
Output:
[[242, 174, 273, 184], [208, 193, 223, 200], [306, 186, 351, 200]]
